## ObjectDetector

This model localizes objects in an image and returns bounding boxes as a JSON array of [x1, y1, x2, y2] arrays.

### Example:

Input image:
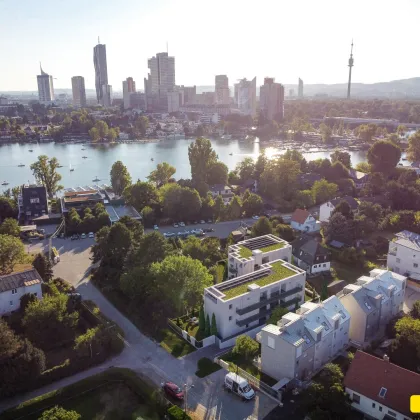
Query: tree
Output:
[[391, 316, 420, 371], [267, 306, 288, 325], [88, 127, 100, 142], [330, 150, 351, 169], [251, 217, 273, 237], [331, 200, 353, 220], [282, 149, 305, 163], [319, 123, 332, 143], [205, 314, 210, 337], [411, 301, 420, 320], [329, 161, 349, 180], [0, 196, 18, 223], [367, 140, 401, 173], [0, 234, 25, 274], [160, 183, 202, 221], [211, 313, 217, 336], [148, 162, 176, 188], [141, 206, 155, 228], [227, 195, 242, 219], [200, 193, 214, 220], [188, 137, 218, 185], [311, 180, 338, 205], [275, 223, 295, 242], [207, 161, 228, 186], [295, 190, 314, 209], [242, 192, 263, 217], [39, 406, 81, 420], [254, 153, 268, 181], [355, 161, 371, 173], [324, 212, 353, 244], [0, 218, 20, 236], [232, 335, 259, 361], [407, 130, 420, 162], [110, 161, 132, 195], [91, 120, 109, 141], [106, 127, 118, 142], [199, 306, 206, 332], [0, 318, 21, 359], [358, 201, 383, 225], [356, 123, 377, 142], [182, 236, 223, 268], [236, 157, 255, 183], [30, 155, 63, 198], [32, 253, 53, 282], [123, 181, 159, 212], [213, 195, 225, 220]]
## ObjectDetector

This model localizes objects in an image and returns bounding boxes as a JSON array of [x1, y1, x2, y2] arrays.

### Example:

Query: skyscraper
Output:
[[93, 41, 109, 105], [144, 52, 175, 111], [101, 85, 113, 107], [259, 78, 284, 120], [215, 75, 230, 104], [347, 41, 354, 99], [71, 76, 86, 107], [298, 78, 304, 98], [37, 64, 54, 103], [234, 77, 257, 117], [123, 77, 136, 109]]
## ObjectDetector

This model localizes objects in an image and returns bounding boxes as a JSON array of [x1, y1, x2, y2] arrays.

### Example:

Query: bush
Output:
[[167, 405, 191, 420], [195, 357, 222, 378]]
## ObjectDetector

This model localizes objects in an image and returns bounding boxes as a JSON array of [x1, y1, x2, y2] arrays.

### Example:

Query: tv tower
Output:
[[347, 40, 354, 99]]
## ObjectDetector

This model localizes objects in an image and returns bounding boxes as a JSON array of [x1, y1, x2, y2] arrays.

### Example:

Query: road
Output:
[[1, 238, 279, 419]]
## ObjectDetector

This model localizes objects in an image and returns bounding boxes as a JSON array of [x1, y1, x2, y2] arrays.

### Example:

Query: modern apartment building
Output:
[[37, 65, 54, 103], [93, 43, 109, 106], [167, 88, 185, 113], [123, 77, 136, 110], [144, 52, 175, 111], [71, 76, 87, 107], [204, 259, 305, 346], [339, 269, 406, 347], [234, 77, 257, 117], [228, 235, 292, 279], [18, 184, 48, 224], [259, 78, 285, 120], [215, 75, 230, 104], [298, 78, 304, 98], [387, 230, 420, 280], [258, 296, 350, 382]]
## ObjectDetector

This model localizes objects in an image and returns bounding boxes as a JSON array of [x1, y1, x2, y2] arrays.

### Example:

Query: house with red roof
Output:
[[344, 351, 420, 420], [290, 209, 320, 233]]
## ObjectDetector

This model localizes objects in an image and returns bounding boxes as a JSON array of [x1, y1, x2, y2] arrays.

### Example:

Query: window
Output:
[[229, 304, 232, 310], [313, 264, 317, 268], [372, 403, 376, 408], [11, 288, 17, 294], [323, 264, 326, 267], [10, 301, 13, 306], [229, 316, 232, 321], [352, 393, 360, 404], [396, 258, 401, 263], [379, 387, 387, 398], [387, 410, 396, 417], [267, 336, 275, 349], [30, 197, 40, 204], [379, 406, 382, 412], [414, 263, 419, 268]]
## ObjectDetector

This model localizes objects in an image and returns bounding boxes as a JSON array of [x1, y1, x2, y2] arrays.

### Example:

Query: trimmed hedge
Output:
[[167, 405, 192, 420]]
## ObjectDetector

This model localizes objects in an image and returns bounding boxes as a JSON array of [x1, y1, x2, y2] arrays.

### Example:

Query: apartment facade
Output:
[[234, 77, 257, 117], [215, 75, 230, 104], [93, 43, 109, 105], [37, 65, 54, 103], [71, 76, 87, 107], [19, 184, 48, 224], [204, 259, 305, 344], [387, 230, 420, 280], [259, 78, 284, 120], [339, 269, 406, 347], [228, 235, 292, 279]]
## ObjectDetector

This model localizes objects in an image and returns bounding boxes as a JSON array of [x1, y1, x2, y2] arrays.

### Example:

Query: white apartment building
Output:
[[71, 76, 87, 108], [339, 269, 406, 347], [0, 269, 43, 315], [228, 234, 292, 279], [258, 296, 350, 383], [204, 259, 305, 347], [387, 230, 420, 280], [37, 65, 55, 103]]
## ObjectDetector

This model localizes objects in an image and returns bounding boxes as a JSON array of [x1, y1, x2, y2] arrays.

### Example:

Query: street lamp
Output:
[[183, 383, 194, 414]]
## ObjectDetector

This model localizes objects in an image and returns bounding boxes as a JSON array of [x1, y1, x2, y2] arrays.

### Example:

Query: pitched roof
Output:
[[291, 208, 311, 224], [344, 351, 420, 417], [292, 236, 330, 266], [0, 269, 42, 293], [330, 196, 359, 210]]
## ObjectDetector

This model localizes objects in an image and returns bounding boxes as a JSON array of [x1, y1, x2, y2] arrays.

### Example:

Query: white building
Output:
[[101, 84, 113, 107], [215, 75, 230, 105], [387, 230, 420, 280], [71, 76, 86, 108], [228, 234, 292, 279], [291, 236, 331, 274], [37, 65, 55, 103], [339, 269, 406, 347], [209, 184, 234, 204], [344, 351, 420, 420], [204, 259, 305, 347], [290, 209, 320, 233], [258, 296, 350, 383], [122, 77, 136, 110], [0, 269, 43, 315], [234, 77, 257, 117], [319, 196, 359, 223]]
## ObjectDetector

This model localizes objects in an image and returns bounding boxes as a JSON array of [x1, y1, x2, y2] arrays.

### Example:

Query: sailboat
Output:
[[18, 163, 25, 167], [92, 176, 100, 182], [1, 181, 9, 186], [70, 163, 74, 172]]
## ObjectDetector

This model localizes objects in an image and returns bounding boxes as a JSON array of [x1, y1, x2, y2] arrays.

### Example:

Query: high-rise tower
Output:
[[37, 64, 54, 103], [347, 41, 354, 99], [71, 76, 86, 107], [93, 40, 109, 105], [298, 78, 304, 98]]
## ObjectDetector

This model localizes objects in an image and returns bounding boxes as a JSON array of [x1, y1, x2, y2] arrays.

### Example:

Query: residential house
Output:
[[209, 184, 234, 204], [387, 230, 420, 280], [339, 269, 406, 347], [290, 209, 320, 233], [349, 169, 370, 189], [0, 269, 43, 315], [319, 196, 359, 223], [228, 234, 292, 279], [258, 296, 350, 383], [344, 351, 420, 420], [291, 236, 330, 274], [204, 259, 305, 348], [19, 184, 48, 224]]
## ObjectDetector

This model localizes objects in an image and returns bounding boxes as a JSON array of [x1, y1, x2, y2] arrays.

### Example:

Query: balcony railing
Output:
[[236, 308, 272, 327], [388, 248, 397, 256], [236, 285, 303, 315]]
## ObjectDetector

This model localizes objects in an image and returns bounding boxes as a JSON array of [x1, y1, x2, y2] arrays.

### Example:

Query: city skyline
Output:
[[1, 0, 420, 91]]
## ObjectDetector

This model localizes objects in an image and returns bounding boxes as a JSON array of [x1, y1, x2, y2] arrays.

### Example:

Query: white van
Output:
[[224, 373, 255, 400]]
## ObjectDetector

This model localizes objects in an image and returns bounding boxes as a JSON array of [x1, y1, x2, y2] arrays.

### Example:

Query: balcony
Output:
[[236, 285, 303, 315], [236, 308, 271, 327], [388, 248, 397, 256]]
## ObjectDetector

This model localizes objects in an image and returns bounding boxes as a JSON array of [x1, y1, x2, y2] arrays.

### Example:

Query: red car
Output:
[[163, 382, 184, 400]]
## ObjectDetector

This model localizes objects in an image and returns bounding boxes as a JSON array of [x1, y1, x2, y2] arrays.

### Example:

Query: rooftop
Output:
[[291, 208, 311, 224], [230, 235, 287, 260], [0, 269, 42, 293], [393, 230, 420, 251], [211, 260, 298, 300]]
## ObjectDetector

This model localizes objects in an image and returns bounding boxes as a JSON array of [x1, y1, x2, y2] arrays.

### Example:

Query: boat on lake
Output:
[[82, 156, 88, 159], [28, 149, 33, 152], [92, 176, 100, 182], [1, 181, 9, 186], [18, 164, 25, 167], [151, 158, 154, 161]]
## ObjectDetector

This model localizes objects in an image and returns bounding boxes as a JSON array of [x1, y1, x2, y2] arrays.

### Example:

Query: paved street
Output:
[[0, 239, 279, 419]]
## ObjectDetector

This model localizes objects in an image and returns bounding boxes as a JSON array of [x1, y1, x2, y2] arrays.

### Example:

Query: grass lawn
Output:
[[239, 245, 253, 258], [260, 243, 285, 252], [159, 329, 195, 358], [215, 262, 226, 284], [195, 357, 222, 378], [221, 352, 277, 386], [331, 261, 370, 284]]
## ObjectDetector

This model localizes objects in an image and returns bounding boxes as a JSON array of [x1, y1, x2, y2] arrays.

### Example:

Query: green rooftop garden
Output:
[[238, 245, 253, 258], [222, 261, 295, 300], [260, 242, 285, 253]]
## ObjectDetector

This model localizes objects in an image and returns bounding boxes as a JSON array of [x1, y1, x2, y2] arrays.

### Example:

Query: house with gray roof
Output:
[[0, 269, 43, 315], [292, 236, 330, 274]]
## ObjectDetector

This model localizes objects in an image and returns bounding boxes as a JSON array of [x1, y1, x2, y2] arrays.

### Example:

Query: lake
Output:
[[0, 138, 387, 193]]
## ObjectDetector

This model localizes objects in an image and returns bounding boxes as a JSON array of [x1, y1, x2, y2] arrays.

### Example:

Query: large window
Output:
[[267, 336, 275, 349], [352, 393, 360, 404], [30, 197, 40, 204]]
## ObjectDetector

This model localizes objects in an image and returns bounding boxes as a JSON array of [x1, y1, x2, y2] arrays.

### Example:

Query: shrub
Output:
[[167, 405, 191, 420]]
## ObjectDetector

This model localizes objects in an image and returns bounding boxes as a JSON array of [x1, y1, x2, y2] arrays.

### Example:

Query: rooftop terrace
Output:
[[231, 235, 287, 260]]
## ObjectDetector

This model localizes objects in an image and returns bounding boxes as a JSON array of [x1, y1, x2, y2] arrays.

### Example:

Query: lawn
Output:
[[215, 261, 226, 284], [260, 243, 285, 252], [221, 352, 277, 386], [239, 245, 253, 258], [159, 328, 196, 358], [331, 261, 371, 284], [180, 319, 207, 341]]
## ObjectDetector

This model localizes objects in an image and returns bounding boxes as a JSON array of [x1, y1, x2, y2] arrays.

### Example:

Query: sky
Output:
[[1, 0, 420, 91]]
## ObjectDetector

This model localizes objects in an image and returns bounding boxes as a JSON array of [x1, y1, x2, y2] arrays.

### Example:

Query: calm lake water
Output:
[[0, 138, 375, 193]]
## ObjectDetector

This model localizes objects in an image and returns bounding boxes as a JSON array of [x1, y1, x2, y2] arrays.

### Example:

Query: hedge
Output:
[[167, 405, 192, 420]]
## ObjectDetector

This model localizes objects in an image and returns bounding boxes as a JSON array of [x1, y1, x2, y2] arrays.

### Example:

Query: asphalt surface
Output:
[[2, 237, 280, 419]]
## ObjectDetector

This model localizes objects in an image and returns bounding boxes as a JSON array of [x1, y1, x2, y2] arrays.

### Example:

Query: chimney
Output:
[[383, 354, 390, 363]]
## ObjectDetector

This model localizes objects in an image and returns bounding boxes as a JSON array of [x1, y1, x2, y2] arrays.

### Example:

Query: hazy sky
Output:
[[1, 0, 419, 91]]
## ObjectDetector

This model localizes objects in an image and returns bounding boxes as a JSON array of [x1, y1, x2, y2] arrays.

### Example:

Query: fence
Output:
[[167, 318, 216, 349]]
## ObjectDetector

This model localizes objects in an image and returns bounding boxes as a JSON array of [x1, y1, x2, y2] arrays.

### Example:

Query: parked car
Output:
[[252, 215, 259, 220], [173, 223, 179, 228], [200, 220, 205, 224], [153, 225, 159, 230], [204, 228, 215, 233], [80, 233, 87, 239], [88, 232, 94, 238], [207, 219, 212, 223], [162, 382, 184, 400], [70, 234, 78, 240], [179, 222, 185, 227], [164, 232, 175, 238]]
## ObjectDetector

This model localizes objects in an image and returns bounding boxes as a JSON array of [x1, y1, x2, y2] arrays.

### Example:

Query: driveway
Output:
[[0, 240, 278, 419], [404, 284, 420, 313]]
